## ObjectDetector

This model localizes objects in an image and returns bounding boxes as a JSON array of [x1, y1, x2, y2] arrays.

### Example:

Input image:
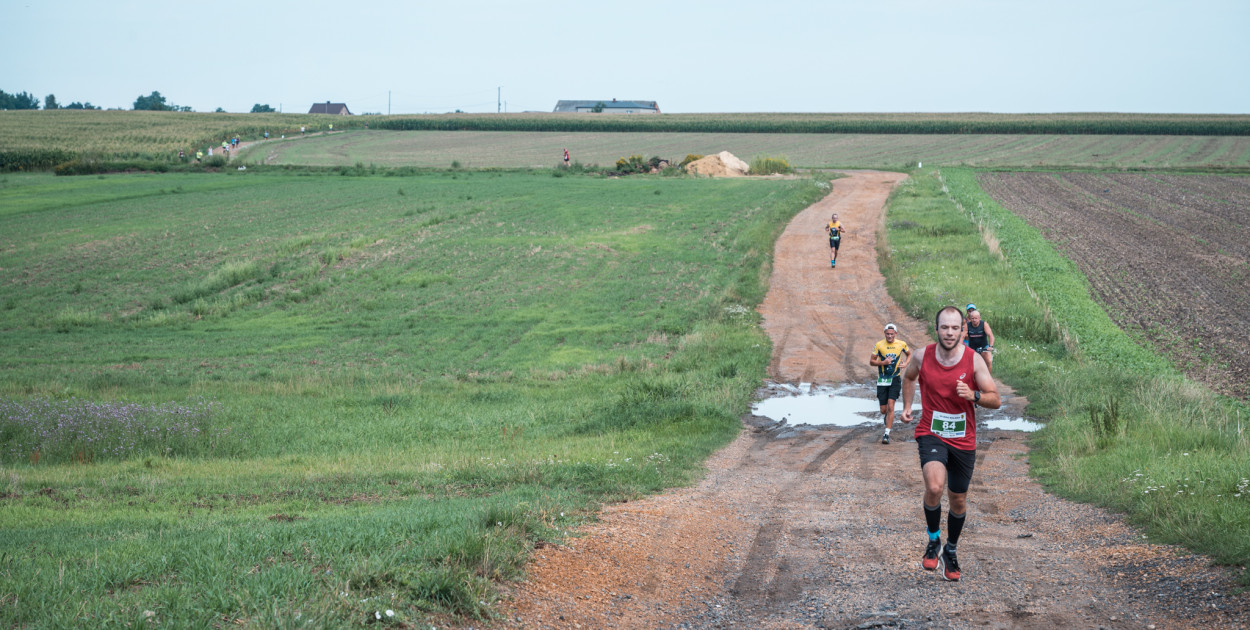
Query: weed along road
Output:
[[492, 171, 1248, 629]]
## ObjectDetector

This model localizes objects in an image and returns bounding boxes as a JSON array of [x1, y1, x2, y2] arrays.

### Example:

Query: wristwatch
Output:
[[973, 390, 981, 403]]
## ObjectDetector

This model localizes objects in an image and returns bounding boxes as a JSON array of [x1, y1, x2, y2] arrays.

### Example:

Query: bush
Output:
[[202, 155, 227, 168], [614, 154, 649, 174], [678, 154, 704, 168], [749, 155, 793, 175]]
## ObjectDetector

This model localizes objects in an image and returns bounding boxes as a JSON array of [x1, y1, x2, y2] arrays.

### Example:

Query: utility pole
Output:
[[497, 87, 501, 114]]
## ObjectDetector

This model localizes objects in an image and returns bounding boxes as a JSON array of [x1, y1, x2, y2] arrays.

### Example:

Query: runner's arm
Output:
[[984, 322, 996, 348], [869, 350, 888, 367], [900, 347, 923, 423], [956, 353, 1001, 409], [896, 348, 911, 372]]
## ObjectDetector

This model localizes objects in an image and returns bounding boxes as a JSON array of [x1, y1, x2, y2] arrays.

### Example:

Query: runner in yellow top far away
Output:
[[869, 323, 911, 444], [826, 213, 844, 268]]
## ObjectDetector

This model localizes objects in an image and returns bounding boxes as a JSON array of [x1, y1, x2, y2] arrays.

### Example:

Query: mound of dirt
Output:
[[685, 151, 750, 177]]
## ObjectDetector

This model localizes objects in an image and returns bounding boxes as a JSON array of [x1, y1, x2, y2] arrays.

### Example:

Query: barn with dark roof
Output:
[[308, 101, 353, 115]]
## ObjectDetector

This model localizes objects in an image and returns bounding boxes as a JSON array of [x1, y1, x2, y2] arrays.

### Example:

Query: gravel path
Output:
[[482, 172, 1249, 629]]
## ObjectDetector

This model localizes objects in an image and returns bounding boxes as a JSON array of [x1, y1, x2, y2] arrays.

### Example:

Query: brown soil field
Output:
[[977, 172, 1250, 400], [475, 172, 1250, 630]]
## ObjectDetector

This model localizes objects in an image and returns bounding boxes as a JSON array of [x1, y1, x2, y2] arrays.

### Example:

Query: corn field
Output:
[[3, 110, 1249, 171]]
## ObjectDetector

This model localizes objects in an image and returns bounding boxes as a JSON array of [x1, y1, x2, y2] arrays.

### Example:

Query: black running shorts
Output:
[[917, 434, 976, 494], [876, 378, 902, 405], [829, 237, 841, 250]]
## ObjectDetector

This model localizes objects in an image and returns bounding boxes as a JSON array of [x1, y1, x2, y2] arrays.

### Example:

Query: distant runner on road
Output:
[[962, 304, 996, 373], [825, 213, 844, 268], [869, 323, 911, 445], [901, 306, 1001, 581]]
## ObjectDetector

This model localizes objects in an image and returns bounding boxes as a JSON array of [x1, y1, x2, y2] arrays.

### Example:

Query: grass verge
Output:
[[878, 168, 1250, 583], [0, 170, 830, 627]]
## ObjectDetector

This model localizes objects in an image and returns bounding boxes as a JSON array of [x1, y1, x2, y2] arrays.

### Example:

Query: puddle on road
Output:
[[981, 417, 1044, 432], [753, 382, 1043, 432], [752, 383, 915, 428]]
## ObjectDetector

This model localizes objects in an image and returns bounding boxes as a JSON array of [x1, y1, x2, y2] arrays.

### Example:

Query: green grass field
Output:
[[0, 169, 829, 627], [878, 169, 1250, 581], [5, 110, 1250, 172], [237, 130, 1250, 170]]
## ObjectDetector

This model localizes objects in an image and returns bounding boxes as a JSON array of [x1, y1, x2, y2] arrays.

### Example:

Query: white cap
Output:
[[884, 323, 898, 332]]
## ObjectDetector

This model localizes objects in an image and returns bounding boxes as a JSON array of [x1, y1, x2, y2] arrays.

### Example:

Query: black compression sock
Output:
[[925, 502, 941, 538], [947, 511, 966, 547]]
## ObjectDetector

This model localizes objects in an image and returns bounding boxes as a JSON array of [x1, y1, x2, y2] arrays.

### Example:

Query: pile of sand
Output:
[[684, 151, 750, 177]]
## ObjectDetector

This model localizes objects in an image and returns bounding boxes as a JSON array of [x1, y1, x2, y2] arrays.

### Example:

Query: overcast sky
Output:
[[6, 0, 1248, 114]]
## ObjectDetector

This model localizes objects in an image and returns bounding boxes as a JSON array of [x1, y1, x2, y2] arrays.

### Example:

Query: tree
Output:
[[591, 101, 606, 113], [134, 91, 173, 111], [214, 107, 225, 113], [44, 94, 59, 110], [0, 90, 40, 110], [64, 101, 100, 110], [250, 103, 276, 113]]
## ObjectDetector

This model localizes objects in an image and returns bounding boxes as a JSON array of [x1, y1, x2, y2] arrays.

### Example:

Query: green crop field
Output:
[[0, 169, 829, 627], [238, 129, 1250, 170], [5, 110, 1250, 171]]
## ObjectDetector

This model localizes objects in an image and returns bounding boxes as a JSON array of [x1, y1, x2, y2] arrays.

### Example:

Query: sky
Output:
[[5, 0, 1248, 114]]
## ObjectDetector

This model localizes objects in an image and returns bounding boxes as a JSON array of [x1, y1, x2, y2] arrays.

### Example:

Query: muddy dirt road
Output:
[[489, 172, 1248, 629]]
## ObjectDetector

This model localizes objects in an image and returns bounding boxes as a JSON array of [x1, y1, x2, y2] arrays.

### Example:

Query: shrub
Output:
[[678, 154, 704, 168], [614, 154, 649, 174], [749, 155, 793, 175]]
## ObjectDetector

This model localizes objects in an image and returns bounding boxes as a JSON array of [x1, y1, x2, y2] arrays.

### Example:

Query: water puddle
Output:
[[752, 383, 917, 428], [981, 417, 1044, 432], [753, 382, 1043, 432]]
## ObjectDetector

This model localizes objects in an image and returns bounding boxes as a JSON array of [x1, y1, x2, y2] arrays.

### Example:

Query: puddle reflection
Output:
[[753, 382, 1042, 432]]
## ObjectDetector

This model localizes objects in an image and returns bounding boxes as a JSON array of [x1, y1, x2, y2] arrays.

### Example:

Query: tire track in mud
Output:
[[730, 426, 872, 606]]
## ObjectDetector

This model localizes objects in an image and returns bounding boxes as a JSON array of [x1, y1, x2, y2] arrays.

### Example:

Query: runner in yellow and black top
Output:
[[826, 213, 844, 268], [869, 323, 911, 444]]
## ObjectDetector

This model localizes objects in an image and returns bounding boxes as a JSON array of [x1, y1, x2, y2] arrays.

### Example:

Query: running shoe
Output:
[[881, 432, 890, 445], [939, 545, 961, 581], [922, 539, 941, 571]]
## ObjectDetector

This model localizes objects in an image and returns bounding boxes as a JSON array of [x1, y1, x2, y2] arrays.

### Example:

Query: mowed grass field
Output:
[[238, 130, 1250, 170], [0, 169, 829, 627]]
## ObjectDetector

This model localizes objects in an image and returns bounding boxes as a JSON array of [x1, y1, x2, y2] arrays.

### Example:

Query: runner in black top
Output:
[[962, 304, 995, 373]]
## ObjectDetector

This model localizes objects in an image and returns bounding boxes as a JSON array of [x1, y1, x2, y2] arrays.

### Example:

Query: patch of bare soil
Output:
[[685, 152, 750, 177], [977, 172, 1250, 400], [484, 171, 1248, 630]]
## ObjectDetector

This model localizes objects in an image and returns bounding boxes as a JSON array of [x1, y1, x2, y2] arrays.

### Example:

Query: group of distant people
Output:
[[179, 127, 337, 163], [823, 208, 1000, 582]]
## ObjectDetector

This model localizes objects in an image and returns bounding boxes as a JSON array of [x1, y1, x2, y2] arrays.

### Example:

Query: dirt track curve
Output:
[[484, 172, 1248, 629]]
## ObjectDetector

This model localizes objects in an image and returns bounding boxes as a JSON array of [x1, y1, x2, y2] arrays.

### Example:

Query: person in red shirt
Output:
[[901, 306, 1000, 581]]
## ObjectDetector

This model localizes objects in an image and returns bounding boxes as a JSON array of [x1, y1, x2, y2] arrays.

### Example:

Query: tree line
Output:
[[1, 90, 99, 110], [2, 89, 277, 114]]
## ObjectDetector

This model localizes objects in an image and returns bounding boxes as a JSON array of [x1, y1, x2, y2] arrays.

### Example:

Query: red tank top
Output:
[[914, 343, 978, 451]]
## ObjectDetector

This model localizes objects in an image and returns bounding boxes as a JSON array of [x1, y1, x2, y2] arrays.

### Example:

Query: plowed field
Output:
[[978, 172, 1250, 399]]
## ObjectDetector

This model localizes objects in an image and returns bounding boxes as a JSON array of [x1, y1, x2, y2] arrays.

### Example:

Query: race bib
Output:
[[929, 410, 966, 439], [877, 374, 895, 386]]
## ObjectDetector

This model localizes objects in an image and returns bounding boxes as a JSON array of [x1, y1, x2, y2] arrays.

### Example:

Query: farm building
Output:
[[308, 101, 353, 115], [553, 99, 660, 114]]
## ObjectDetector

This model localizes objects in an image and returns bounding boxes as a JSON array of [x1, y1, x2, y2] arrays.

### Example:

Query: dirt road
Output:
[[488, 172, 1248, 629]]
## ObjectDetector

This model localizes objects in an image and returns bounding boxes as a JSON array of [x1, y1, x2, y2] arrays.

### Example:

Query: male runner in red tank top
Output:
[[900, 306, 1000, 581]]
